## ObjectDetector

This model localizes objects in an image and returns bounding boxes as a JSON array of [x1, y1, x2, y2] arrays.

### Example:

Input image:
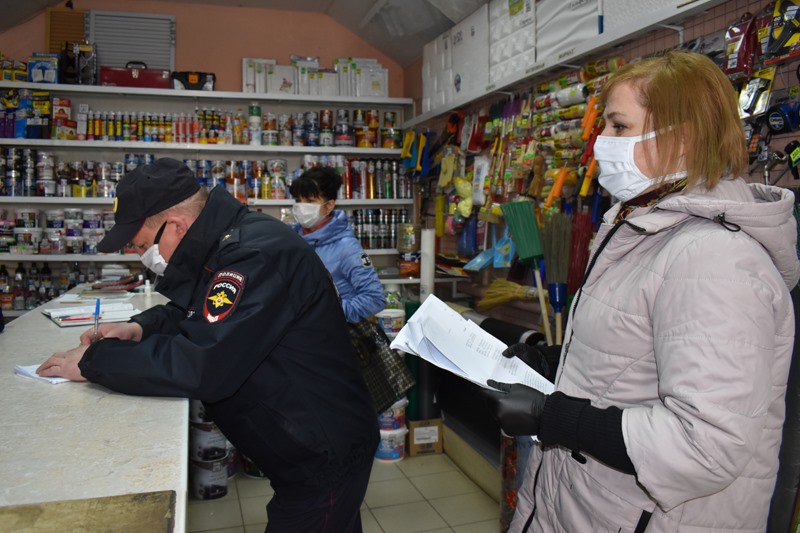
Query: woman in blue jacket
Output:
[[289, 166, 386, 323]]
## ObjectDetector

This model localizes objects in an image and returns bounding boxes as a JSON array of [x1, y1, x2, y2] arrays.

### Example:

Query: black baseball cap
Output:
[[97, 157, 201, 253]]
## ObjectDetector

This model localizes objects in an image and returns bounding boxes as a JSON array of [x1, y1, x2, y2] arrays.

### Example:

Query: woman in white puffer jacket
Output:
[[487, 50, 800, 532]]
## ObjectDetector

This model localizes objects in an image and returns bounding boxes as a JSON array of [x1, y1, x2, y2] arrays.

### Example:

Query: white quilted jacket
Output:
[[510, 179, 800, 533]]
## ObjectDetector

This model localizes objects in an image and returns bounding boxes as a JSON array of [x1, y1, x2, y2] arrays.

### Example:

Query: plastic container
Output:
[[190, 452, 228, 500], [375, 426, 408, 463], [189, 421, 227, 461], [45, 209, 65, 228], [378, 397, 409, 430], [15, 208, 39, 228], [375, 308, 405, 338]]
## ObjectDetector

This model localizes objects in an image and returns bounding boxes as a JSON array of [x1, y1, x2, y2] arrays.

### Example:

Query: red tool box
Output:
[[99, 61, 171, 89]]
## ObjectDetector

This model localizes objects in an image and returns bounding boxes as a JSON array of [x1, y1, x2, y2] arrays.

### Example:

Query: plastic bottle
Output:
[[384, 283, 403, 309], [13, 263, 26, 310]]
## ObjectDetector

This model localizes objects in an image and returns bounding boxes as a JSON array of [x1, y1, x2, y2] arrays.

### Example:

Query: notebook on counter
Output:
[[41, 302, 141, 327]]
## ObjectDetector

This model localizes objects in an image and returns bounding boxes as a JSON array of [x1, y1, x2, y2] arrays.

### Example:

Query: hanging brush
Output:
[[541, 211, 572, 344], [567, 209, 594, 295], [478, 278, 541, 310], [500, 199, 553, 345]]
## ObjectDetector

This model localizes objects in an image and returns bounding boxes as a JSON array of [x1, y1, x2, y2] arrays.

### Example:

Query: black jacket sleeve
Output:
[[539, 391, 636, 475], [79, 244, 302, 402], [129, 302, 186, 337]]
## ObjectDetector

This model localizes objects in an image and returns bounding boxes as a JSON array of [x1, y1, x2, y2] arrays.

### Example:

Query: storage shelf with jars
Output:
[[0, 82, 418, 296]]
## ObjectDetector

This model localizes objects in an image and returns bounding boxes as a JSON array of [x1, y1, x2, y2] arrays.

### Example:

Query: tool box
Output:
[[99, 62, 170, 89]]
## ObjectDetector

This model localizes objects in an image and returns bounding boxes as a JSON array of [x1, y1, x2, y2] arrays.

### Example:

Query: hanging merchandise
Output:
[[723, 12, 756, 81], [766, 0, 800, 61], [785, 140, 800, 179], [540, 212, 571, 345], [500, 200, 553, 345], [766, 99, 800, 133], [739, 66, 776, 118], [493, 227, 516, 268]]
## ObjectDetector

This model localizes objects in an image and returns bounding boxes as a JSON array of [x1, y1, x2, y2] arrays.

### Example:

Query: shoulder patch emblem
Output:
[[360, 252, 373, 267], [204, 270, 247, 323]]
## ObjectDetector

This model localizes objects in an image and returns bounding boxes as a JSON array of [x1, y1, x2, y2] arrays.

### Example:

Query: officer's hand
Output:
[[502, 343, 561, 382], [486, 379, 548, 436], [79, 322, 144, 345]]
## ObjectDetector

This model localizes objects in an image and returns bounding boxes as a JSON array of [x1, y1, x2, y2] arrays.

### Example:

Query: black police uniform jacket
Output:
[[80, 188, 379, 488]]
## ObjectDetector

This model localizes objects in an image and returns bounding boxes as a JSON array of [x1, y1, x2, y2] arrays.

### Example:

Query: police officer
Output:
[[38, 157, 379, 532]]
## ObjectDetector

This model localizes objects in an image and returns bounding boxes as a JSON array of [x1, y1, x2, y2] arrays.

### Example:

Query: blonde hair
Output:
[[144, 187, 209, 229], [600, 50, 747, 189]]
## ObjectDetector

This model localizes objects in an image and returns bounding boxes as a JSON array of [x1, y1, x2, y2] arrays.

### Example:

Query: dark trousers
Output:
[[264, 458, 373, 533]]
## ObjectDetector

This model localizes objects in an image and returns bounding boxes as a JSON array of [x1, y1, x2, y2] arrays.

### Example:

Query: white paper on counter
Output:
[[14, 365, 70, 384], [390, 295, 554, 394]]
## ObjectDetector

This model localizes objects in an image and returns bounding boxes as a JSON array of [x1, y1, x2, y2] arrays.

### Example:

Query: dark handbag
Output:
[[348, 319, 416, 414]]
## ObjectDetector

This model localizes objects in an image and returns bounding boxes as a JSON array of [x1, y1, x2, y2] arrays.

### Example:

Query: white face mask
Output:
[[140, 243, 168, 275], [593, 130, 659, 202], [292, 202, 327, 229]]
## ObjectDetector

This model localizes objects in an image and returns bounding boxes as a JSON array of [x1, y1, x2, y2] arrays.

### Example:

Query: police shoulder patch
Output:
[[360, 252, 373, 267], [204, 270, 247, 323]]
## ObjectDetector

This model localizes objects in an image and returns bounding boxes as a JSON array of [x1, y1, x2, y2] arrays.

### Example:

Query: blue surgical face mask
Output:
[[140, 222, 169, 275]]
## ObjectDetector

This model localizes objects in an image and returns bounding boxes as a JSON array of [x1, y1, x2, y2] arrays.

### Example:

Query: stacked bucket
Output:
[[189, 400, 235, 500], [375, 397, 409, 463]]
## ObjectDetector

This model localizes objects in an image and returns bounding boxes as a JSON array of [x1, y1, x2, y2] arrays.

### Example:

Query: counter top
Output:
[[0, 289, 188, 532]]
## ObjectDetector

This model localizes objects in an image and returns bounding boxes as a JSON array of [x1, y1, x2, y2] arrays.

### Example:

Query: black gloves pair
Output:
[[486, 343, 588, 449], [486, 343, 637, 475]]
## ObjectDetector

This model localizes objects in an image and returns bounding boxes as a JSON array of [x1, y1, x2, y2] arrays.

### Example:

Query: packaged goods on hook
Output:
[[723, 12, 756, 81]]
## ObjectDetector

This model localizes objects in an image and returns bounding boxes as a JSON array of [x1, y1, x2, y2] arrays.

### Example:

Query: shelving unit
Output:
[[0, 82, 420, 314]]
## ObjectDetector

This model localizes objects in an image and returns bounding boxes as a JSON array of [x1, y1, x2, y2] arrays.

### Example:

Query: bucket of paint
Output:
[[375, 309, 405, 338], [190, 421, 227, 461], [226, 440, 238, 479], [378, 397, 409, 430], [375, 426, 408, 463], [190, 452, 228, 500], [189, 399, 213, 423], [241, 453, 269, 480]]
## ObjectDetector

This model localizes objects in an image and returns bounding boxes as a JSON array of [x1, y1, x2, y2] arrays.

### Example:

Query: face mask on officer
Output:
[[140, 221, 169, 275]]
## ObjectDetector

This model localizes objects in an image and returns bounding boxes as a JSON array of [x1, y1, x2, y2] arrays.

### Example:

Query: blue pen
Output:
[[93, 298, 100, 342]]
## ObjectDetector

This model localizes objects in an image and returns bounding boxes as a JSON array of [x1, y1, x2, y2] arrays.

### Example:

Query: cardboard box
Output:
[[451, 4, 489, 97], [407, 419, 443, 457]]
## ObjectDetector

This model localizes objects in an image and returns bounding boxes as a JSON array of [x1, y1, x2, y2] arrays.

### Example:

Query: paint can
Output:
[[381, 128, 402, 149], [375, 309, 405, 340], [190, 452, 228, 500], [190, 421, 227, 461], [375, 426, 408, 463], [334, 123, 354, 146]]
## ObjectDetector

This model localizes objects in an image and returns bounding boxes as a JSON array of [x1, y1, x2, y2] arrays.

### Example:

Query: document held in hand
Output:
[[390, 295, 554, 394]]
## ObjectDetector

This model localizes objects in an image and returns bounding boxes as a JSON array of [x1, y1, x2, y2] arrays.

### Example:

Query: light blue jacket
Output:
[[294, 210, 386, 323]]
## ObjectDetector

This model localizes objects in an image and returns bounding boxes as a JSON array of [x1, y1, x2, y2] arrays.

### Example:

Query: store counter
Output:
[[0, 290, 188, 532]]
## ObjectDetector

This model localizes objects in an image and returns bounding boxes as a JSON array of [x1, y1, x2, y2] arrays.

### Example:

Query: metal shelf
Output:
[[0, 254, 137, 262], [0, 138, 402, 157], [247, 198, 413, 207], [0, 81, 413, 108], [0, 196, 114, 205]]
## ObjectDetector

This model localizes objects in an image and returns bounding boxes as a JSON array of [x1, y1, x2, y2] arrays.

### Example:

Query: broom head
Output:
[[501, 200, 543, 265]]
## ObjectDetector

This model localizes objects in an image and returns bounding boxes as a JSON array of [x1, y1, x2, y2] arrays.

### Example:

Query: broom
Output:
[[500, 200, 553, 345], [567, 209, 593, 295], [541, 212, 572, 344], [478, 278, 540, 310]]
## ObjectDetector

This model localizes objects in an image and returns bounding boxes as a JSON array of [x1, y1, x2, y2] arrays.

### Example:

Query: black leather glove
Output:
[[485, 379, 549, 436], [502, 343, 561, 382]]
